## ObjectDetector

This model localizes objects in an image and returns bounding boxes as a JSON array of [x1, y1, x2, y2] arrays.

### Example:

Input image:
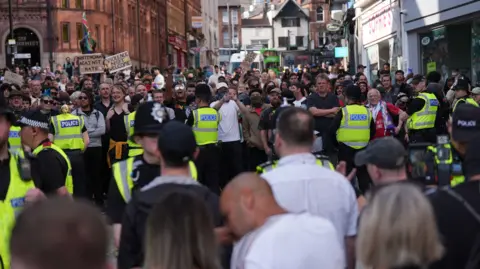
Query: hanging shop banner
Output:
[[77, 54, 104, 74], [192, 16, 203, 29], [105, 51, 132, 73], [3, 71, 24, 86]]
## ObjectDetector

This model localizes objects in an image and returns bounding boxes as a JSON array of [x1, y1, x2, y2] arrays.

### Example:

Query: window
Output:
[[95, 25, 100, 49], [316, 7, 324, 22], [318, 34, 325, 46], [281, 18, 300, 27], [296, 36, 304, 47], [61, 23, 70, 42], [232, 10, 238, 25], [61, 0, 69, 8], [76, 23, 83, 40], [75, 0, 82, 8], [223, 31, 230, 46], [278, 36, 288, 47], [222, 10, 228, 24]]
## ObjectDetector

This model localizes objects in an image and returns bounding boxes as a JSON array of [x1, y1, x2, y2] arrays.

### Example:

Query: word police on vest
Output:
[[200, 114, 218, 121], [350, 114, 367, 121], [9, 130, 19, 137], [457, 120, 476, 127], [61, 119, 80, 128], [430, 99, 439, 106]]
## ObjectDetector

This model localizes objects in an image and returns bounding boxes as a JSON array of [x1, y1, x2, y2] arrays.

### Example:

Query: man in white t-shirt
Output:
[[208, 65, 221, 85], [261, 107, 358, 269], [221, 173, 345, 269], [152, 67, 165, 90], [211, 86, 249, 187]]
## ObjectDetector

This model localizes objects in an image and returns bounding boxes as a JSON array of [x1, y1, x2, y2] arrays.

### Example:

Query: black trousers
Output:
[[409, 128, 437, 144], [337, 143, 372, 194], [219, 141, 244, 188], [247, 147, 267, 172], [65, 150, 87, 198], [84, 147, 104, 205], [195, 144, 221, 195]]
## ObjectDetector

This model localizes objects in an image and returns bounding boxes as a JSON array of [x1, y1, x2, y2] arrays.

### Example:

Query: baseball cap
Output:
[[471, 87, 480, 95], [157, 121, 197, 166], [357, 64, 366, 69], [268, 88, 281, 94], [451, 103, 480, 143], [354, 137, 407, 169], [453, 79, 470, 91], [217, 82, 228, 89]]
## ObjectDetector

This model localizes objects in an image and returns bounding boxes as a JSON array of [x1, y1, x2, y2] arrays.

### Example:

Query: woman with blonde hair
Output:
[[144, 191, 220, 269], [106, 83, 130, 166], [357, 183, 444, 269]]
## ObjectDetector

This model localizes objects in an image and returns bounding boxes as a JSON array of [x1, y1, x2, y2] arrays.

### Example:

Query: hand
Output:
[[122, 103, 130, 114], [404, 133, 409, 143], [264, 147, 272, 156], [223, 94, 230, 102], [25, 188, 46, 203], [106, 109, 114, 120], [394, 126, 401, 135], [330, 107, 340, 114], [214, 226, 235, 245], [231, 93, 238, 101], [336, 161, 357, 182]]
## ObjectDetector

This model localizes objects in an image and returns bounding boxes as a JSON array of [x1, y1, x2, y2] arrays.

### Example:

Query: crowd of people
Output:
[[0, 59, 479, 269]]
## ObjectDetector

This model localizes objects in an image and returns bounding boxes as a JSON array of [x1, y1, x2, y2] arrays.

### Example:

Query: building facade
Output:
[[0, 0, 167, 70], [241, 17, 273, 51], [217, 0, 241, 67], [201, 0, 219, 66], [355, 0, 401, 82], [402, 0, 480, 84]]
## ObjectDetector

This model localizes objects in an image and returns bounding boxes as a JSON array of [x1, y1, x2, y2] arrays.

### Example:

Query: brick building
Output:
[[0, 0, 168, 69], [217, 0, 242, 49]]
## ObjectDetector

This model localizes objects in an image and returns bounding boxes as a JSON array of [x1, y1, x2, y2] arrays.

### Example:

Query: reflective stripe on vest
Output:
[[51, 114, 85, 150], [124, 112, 143, 157], [192, 108, 219, 145], [0, 154, 36, 269], [453, 97, 479, 112], [32, 143, 74, 194], [113, 157, 134, 203], [337, 105, 371, 149], [8, 126, 21, 152], [408, 93, 438, 130]]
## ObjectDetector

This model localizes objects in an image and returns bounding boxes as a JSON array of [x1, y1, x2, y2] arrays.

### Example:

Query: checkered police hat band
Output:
[[19, 117, 49, 129]]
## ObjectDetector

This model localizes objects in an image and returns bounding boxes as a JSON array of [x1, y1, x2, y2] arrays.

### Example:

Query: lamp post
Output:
[[8, 0, 15, 67]]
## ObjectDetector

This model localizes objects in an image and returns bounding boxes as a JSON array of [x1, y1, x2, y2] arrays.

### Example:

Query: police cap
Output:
[[345, 84, 361, 100], [195, 84, 212, 98], [132, 102, 170, 139]]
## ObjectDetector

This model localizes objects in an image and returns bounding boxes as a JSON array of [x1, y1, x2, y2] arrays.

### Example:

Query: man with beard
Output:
[[165, 83, 189, 123], [243, 89, 270, 170], [259, 88, 282, 158]]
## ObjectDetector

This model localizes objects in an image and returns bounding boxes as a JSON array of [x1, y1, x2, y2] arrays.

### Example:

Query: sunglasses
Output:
[[78, 96, 88, 100], [43, 100, 54, 104]]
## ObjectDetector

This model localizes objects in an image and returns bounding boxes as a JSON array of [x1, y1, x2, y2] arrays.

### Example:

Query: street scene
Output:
[[0, 0, 480, 269]]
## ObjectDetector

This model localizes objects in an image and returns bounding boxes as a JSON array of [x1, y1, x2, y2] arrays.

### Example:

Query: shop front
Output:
[[403, 0, 480, 84], [360, 0, 401, 83], [168, 35, 187, 68]]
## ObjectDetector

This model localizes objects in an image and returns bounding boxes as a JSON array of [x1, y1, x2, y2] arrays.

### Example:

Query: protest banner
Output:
[[105, 51, 132, 73], [3, 71, 24, 86], [240, 52, 257, 70], [77, 54, 104, 74]]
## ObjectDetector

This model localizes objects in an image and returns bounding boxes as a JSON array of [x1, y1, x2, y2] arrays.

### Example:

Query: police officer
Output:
[[187, 84, 221, 194], [452, 78, 479, 112], [107, 102, 198, 249], [328, 84, 375, 193], [18, 110, 73, 196], [124, 108, 143, 157], [49, 105, 89, 198], [118, 121, 224, 269], [0, 104, 36, 269], [257, 107, 335, 173], [406, 75, 440, 144]]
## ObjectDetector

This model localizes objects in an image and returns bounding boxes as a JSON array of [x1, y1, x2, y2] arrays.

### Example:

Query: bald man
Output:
[[221, 172, 345, 269]]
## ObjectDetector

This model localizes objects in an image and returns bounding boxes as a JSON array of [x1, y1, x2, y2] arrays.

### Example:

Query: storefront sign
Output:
[[362, 1, 398, 45], [168, 35, 187, 51], [192, 16, 203, 29], [4, 71, 24, 86], [77, 54, 104, 75], [335, 47, 348, 58], [105, 51, 132, 73]]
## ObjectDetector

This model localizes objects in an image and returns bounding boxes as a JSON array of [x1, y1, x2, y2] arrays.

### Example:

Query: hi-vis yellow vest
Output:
[[453, 97, 479, 112], [336, 105, 371, 149], [32, 142, 73, 194], [112, 157, 198, 202], [192, 107, 220, 145], [256, 156, 335, 174], [51, 113, 85, 150], [124, 111, 143, 157], [408, 93, 438, 130], [0, 154, 35, 269], [8, 126, 21, 152]]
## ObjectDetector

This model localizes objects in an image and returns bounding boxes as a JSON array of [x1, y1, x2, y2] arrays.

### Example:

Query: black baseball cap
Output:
[[132, 102, 170, 139], [354, 137, 407, 169], [357, 64, 366, 69], [157, 121, 197, 165], [17, 109, 50, 130], [451, 104, 480, 143]]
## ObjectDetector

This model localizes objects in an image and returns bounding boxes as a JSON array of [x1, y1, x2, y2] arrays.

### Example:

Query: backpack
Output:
[[442, 188, 480, 269]]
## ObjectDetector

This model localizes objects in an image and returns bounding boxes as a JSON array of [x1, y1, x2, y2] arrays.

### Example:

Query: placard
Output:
[[3, 71, 24, 86], [77, 54, 104, 74], [240, 52, 257, 70], [105, 51, 132, 73]]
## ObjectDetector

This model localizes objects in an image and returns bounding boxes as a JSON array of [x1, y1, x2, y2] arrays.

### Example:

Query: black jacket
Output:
[[117, 176, 226, 269]]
